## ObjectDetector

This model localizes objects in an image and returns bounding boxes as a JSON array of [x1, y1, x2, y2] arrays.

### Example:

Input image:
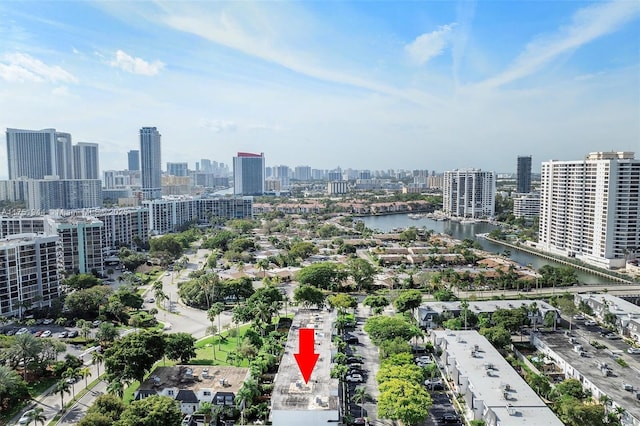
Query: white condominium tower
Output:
[[73, 142, 100, 179], [6, 128, 73, 179], [140, 127, 162, 200], [443, 169, 496, 219], [538, 152, 640, 269]]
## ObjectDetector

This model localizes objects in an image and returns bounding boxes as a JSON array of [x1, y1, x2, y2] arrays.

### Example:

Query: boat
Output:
[[408, 213, 425, 220]]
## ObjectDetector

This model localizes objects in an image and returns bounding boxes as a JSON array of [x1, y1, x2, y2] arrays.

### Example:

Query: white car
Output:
[[40, 330, 52, 338], [15, 327, 29, 335], [415, 356, 432, 363], [42, 318, 54, 325], [18, 410, 34, 424], [346, 374, 364, 383], [627, 348, 640, 354], [584, 320, 597, 326]]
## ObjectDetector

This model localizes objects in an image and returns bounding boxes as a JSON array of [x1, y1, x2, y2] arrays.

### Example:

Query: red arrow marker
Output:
[[294, 328, 319, 384]]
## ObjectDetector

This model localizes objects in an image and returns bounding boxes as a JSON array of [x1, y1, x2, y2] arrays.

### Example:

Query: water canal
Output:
[[360, 213, 604, 285]]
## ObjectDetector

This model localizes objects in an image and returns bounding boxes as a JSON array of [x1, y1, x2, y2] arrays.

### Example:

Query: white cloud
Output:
[[51, 86, 70, 96], [405, 24, 457, 65], [110, 50, 164, 76], [199, 119, 238, 133], [0, 52, 78, 83], [481, 0, 640, 88]]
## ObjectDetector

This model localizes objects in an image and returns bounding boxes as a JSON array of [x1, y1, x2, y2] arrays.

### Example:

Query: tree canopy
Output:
[[296, 262, 345, 291], [116, 395, 182, 426], [378, 379, 432, 426], [164, 333, 197, 364], [364, 316, 421, 345], [104, 331, 165, 384]]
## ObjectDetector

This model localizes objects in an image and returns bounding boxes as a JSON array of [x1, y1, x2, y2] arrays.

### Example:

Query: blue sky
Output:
[[0, 1, 638, 177]]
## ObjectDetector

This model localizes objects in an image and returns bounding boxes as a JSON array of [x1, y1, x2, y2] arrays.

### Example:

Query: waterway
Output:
[[360, 213, 603, 284]]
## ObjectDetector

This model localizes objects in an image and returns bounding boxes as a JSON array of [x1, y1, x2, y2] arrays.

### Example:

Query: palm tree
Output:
[[9, 333, 42, 380], [106, 379, 124, 397], [27, 406, 46, 426], [352, 387, 369, 418], [80, 367, 92, 389], [236, 378, 261, 425], [56, 380, 71, 412], [208, 302, 225, 351], [62, 368, 80, 399], [92, 351, 104, 378], [256, 258, 270, 279], [76, 319, 91, 340]]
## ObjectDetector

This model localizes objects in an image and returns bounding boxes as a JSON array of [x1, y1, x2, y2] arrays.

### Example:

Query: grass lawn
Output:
[[191, 324, 252, 367]]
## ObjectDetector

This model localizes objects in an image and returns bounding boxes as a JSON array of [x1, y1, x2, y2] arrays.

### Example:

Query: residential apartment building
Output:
[[327, 181, 348, 195], [26, 178, 103, 210], [443, 169, 495, 218], [233, 152, 265, 196], [0, 215, 45, 238], [294, 165, 312, 181], [431, 330, 563, 426], [166, 162, 188, 177], [6, 128, 73, 179], [44, 216, 104, 275], [513, 192, 540, 219], [73, 142, 100, 179], [538, 152, 640, 269], [140, 127, 162, 200], [128, 150, 140, 171], [271, 309, 339, 426], [517, 155, 532, 193], [0, 233, 60, 317]]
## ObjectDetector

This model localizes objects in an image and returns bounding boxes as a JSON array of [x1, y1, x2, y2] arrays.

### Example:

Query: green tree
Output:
[[149, 235, 184, 259], [363, 295, 389, 314], [378, 378, 432, 426], [294, 285, 326, 309], [164, 333, 197, 363], [64, 286, 112, 319], [352, 387, 369, 418], [296, 262, 344, 291], [327, 293, 357, 314], [96, 322, 119, 344], [288, 241, 317, 260], [394, 290, 423, 317], [116, 395, 182, 426], [479, 326, 512, 349], [6, 332, 43, 380], [63, 273, 101, 290], [92, 351, 104, 377], [77, 412, 114, 426], [364, 316, 421, 345], [376, 365, 424, 385], [208, 302, 225, 351], [104, 331, 166, 385], [0, 365, 29, 412], [26, 406, 46, 426], [347, 258, 376, 291], [56, 379, 72, 411]]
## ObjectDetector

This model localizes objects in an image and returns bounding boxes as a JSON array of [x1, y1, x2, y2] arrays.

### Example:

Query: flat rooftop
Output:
[[138, 365, 249, 395], [576, 293, 640, 317], [420, 299, 558, 316], [433, 330, 563, 426], [271, 309, 339, 412], [535, 332, 640, 422]]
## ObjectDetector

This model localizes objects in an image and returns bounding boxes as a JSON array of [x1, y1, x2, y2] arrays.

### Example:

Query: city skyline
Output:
[[0, 1, 638, 177]]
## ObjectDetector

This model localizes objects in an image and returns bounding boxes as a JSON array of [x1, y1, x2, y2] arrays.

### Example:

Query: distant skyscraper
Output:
[[294, 166, 312, 181], [166, 162, 188, 177], [73, 142, 100, 179], [140, 127, 162, 200], [200, 159, 212, 173], [128, 150, 140, 171], [517, 155, 532, 193], [538, 152, 640, 269], [443, 169, 495, 218], [233, 152, 265, 196], [6, 128, 73, 179]]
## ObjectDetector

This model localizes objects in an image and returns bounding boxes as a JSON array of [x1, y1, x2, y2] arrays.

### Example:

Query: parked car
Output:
[[34, 330, 43, 337], [67, 330, 79, 338], [439, 413, 460, 423], [146, 298, 155, 303], [57, 331, 68, 338], [92, 320, 102, 327], [18, 410, 34, 425], [42, 318, 54, 325], [584, 320, 597, 326], [572, 314, 585, 321], [346, 357, 363, 364], [15, 327, 29, 335], [41, 330, 52, 338], [627, 348, 640, 354], [346, 374, 364, 383], [344, 334, 359, 344], [605, 333, 621, 340]]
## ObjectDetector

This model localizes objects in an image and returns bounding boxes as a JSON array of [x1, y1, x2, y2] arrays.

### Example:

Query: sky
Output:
[[0, 1, 639, 177]]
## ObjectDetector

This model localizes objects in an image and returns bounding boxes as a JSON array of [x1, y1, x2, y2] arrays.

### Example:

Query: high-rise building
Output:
[[166, 162, 188, 177], [140, 127, 162, 200], [233, 152, 265, 196], [128, 150, 140, 171], [538, 152, 640, 269], [73, 142, 100, 179], [443, 169, 495, 218], [44, 216, 104, 275], [56, 132, 74, 179], [517, 155, 532, 193], [200, 159, 212, 173], [6, 128, 73, 179], [26, 178, 103, 210], [0, 233, 60, 317], [274, 165, 290, 189], [294, 166, 312, 181]]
